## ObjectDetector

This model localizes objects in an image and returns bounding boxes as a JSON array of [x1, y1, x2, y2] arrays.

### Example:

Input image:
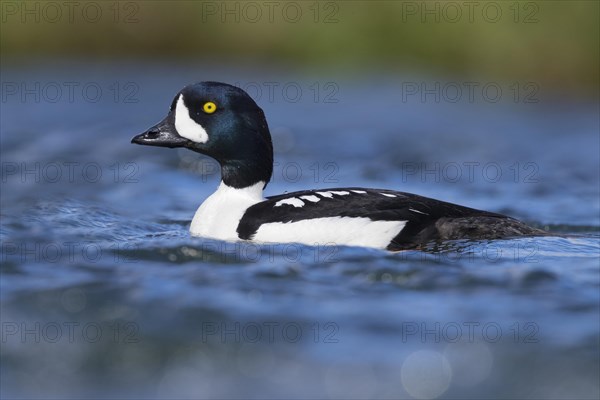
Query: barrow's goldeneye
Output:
[[132, 82, 544, 250]]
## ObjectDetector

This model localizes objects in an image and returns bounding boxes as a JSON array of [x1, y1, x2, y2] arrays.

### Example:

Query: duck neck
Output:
[[220, 153, 273, 190], [217, 112, 274, 190]]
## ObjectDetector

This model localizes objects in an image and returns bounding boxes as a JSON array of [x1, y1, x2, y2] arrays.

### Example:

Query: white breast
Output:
[[190, 181, 264, 240]]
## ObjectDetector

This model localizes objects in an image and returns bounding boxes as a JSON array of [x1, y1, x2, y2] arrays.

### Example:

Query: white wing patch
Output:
[[253, 217, 407, 249], [316, 191, 334, 198], [175, 95, 209, 143], [409, 208, 429, 215], [274, 198, 305, 208], [300, 195, 320, 203], [380, 193, 397, 198], [351, 190, 367, 194], [316, 191, 351, 198]]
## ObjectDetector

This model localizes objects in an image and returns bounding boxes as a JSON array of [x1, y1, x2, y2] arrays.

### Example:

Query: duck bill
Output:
[[131, 116, 188, 148]]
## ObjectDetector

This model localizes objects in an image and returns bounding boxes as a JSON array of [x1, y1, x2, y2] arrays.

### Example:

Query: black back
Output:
[[236, 188, 518, 250]]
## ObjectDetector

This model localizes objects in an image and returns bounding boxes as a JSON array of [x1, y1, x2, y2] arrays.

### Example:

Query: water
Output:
[[1, 62, 599, 399]]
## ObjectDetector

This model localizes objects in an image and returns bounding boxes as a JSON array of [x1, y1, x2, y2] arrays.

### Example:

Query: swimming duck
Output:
[[131, 82, 543, 250]]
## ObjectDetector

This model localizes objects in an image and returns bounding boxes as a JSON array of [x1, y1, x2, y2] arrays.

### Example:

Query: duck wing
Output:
[[237, 188, 541, 250]]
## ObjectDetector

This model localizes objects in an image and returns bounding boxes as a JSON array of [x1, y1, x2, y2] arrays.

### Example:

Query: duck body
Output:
[[132, 82, 544, 251]]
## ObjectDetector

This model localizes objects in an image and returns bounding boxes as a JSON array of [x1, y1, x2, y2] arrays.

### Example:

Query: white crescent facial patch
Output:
[[175, 95, 209, 143]]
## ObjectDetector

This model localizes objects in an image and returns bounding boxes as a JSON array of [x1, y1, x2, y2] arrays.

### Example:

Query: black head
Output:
[[132, 82, 273, 188]]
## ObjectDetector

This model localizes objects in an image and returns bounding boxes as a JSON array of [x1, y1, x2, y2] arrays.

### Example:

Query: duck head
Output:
[[132, 82, 273, 189]]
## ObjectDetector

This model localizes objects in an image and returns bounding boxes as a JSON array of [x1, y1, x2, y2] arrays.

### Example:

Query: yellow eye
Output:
[[203, 101, 217, 114]]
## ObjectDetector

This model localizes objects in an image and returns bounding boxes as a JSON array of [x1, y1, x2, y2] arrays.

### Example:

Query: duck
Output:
[[131, 81, 545, 251]]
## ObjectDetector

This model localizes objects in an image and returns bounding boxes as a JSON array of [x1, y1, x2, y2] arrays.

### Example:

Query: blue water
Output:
[[1, 62, 599, 399]]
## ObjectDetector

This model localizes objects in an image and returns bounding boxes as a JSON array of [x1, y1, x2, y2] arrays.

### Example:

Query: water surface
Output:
[[1, 63, 599, 399]]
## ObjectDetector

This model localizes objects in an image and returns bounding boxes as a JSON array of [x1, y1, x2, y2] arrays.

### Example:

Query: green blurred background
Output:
[[1, 0, 599, 98]]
